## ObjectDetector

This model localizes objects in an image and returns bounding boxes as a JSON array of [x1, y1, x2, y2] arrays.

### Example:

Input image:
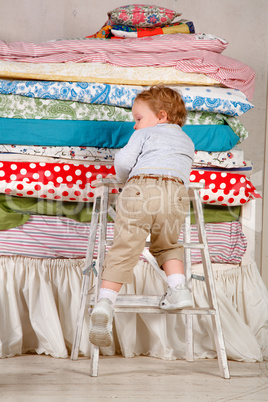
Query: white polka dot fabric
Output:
[[0, 161, 116, 202], [190, 170, 261, 206], [0, 161, 261, 206]]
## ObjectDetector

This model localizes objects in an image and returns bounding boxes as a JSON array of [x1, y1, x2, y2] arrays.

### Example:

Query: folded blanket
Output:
[[110, 20, 195, 38], [88, 22, 195, 39], [0, 80, 253, 116]]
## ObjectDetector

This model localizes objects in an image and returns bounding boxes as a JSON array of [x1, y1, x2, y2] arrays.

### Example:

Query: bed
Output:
[[0, 5, 267, 363]]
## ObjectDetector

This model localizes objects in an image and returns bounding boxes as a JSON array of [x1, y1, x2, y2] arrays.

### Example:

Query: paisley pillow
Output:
[[108, 4, 181, 27]]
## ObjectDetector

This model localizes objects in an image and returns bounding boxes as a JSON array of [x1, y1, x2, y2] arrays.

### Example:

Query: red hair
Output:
[[134, 85, 187, 127]]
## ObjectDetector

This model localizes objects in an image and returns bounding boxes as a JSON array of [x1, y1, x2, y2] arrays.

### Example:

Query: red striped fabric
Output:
[[0, 34, 227, 60], [0, 34, 255, 100], [0, 216, 247, 264]]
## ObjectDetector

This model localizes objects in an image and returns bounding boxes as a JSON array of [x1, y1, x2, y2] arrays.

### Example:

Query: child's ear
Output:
[[158, 110, 168, 123]]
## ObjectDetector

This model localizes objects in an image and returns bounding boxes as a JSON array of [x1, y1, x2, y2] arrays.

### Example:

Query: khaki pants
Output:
[[101, 175, 189, 284]]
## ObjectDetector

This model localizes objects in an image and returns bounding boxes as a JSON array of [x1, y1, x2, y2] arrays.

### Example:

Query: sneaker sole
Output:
[[89, 308, 113, 347], [160, 300, 194, 310]]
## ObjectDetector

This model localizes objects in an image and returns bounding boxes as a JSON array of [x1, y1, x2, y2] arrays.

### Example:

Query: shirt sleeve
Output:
[[114, 130, 145, 182]]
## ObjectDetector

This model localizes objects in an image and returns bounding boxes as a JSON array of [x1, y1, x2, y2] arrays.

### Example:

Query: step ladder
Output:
[[71, 178, 230, 379]]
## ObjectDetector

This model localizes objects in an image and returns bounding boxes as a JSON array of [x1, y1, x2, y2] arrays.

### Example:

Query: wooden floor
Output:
[[0, 354, 268, 401]]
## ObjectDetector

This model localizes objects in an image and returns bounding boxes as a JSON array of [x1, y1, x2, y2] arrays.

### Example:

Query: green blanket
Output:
[[0, 194, 241, 230]]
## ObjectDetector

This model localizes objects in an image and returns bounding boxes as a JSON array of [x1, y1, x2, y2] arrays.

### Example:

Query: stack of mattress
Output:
[[0, 5, 266, 363], [0, 33, 260, 261]]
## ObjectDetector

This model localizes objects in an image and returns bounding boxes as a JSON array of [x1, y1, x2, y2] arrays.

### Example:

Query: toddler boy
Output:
[[89, 85, 195, 348]]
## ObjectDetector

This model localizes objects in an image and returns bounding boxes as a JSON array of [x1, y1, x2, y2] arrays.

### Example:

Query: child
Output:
[[89, 85, 195, 348]]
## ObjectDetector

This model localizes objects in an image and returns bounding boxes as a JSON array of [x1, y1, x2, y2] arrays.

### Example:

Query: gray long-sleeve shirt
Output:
[[114, 123, 195, 188]]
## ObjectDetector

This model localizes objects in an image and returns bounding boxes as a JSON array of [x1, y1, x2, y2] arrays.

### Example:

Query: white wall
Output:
[[0, 0, 267, 271]]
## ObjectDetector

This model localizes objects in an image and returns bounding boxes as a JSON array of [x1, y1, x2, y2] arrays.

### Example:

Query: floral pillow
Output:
[[107, 4, 181, 27]]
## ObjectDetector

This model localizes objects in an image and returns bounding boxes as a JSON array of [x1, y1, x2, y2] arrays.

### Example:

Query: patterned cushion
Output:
[[190, 170, 261, 206], [179, 86, 254, 117], [108, 4, 181, 27]]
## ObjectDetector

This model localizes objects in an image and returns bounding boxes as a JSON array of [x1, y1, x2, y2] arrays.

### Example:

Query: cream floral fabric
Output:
[[0, 144, 249, 169], [0, 60, 220, 86]]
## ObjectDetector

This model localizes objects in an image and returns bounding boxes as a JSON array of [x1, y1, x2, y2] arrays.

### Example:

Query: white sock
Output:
[[98, 288, 118, 305], [167, 273, 185, 288]]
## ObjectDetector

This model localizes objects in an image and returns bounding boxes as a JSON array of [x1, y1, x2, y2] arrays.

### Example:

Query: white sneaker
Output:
[[89, 298, 114, 347], [159, 284, 194, 310]]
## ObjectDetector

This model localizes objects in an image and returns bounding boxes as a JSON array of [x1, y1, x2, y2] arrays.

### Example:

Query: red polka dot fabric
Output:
[[0, 161, 116, 202], [0, 162, 261, 205], [190, 170, 261, 205]]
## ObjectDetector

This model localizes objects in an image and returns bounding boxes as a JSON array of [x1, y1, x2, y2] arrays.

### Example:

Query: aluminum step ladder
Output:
[[71, 178, 230, 379]]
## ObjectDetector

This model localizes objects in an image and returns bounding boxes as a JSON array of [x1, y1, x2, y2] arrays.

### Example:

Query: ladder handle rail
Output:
[[71, 194, 101, 360], [189, 186, 230, 379]]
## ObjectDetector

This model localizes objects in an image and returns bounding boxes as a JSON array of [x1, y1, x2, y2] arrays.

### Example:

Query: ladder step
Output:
[[181, 243, 205, 249], [107, 241, 205, 249], [114, 307, 215, 314], [88, 295, 215, 315], [147, 242, 205, 249]]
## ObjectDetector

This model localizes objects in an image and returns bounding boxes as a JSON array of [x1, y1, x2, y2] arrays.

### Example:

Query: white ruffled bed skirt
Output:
[[0, 256, 267, 362]]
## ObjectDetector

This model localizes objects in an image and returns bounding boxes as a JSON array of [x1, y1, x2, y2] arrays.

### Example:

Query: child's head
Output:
[[132, 85, 187, 130]]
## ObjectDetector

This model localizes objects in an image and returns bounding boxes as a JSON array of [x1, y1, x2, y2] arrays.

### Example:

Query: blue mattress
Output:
[[0, 118, 239, 151]]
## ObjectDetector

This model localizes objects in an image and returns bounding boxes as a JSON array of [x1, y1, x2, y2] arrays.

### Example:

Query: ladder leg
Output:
[[184, 202, 194, 361], [89, 185, 109, 377], [184, 204, 192, 290], [210, 314, 230, 379], [71, 196, 101, 360], [190, 187, 230, 379], [71, 274, 91, 360], [90, 345, 100, 377], [185, 315, 194, 361]]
